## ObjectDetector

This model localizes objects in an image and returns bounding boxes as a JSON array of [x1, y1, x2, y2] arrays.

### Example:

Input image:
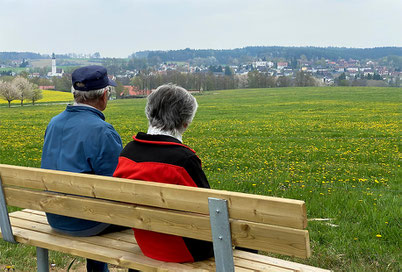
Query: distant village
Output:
[[247, 59, 398, 83], [1, 50, 401, 93], [113, 57, 402, 90]]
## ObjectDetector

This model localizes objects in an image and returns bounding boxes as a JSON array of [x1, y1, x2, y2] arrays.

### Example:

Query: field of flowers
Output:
[[0, 87, 400, 271], [0, 90, 73, 105]]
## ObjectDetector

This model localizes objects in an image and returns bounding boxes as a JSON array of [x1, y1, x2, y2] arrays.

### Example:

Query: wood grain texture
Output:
[[1, 210, 330, 272], [233, 251, 331, 272], [1, 224, 202, 271], [4, 187, 310, 258], [0, 164, 307, 229]]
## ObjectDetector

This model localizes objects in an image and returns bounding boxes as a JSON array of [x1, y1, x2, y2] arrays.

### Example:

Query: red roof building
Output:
[[122, 86, 152, 96], [39, 86, 55, 90]]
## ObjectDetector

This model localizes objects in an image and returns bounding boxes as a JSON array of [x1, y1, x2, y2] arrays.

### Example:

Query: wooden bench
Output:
[[0, 164, 330, 272]]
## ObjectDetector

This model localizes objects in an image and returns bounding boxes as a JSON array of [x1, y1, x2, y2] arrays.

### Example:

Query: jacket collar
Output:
[[66, 105, 105, 120], [133, 132, 196, 154]]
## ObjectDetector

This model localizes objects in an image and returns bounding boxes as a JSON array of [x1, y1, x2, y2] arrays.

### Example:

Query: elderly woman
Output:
[[113, 84, 214, 263]]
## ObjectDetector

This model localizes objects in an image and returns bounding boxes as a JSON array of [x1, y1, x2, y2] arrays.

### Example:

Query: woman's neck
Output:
[[147, 126, 183, 142]]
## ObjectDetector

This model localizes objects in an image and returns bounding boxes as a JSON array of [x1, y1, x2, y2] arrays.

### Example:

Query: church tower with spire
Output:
[[51, 53, 56, 75], [47, 53, 64, 77]]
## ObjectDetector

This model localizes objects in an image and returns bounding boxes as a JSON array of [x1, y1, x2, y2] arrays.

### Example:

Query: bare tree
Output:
[[276, 76, 293, 87], [0, 80, 21, 107], [12, 76, 34, 106], [29, 88, 43, 105], [294, 71, 318, 87]]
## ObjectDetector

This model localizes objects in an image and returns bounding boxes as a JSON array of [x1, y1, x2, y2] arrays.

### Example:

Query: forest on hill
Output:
[[134, 46, 402, 63], [1, 47, 402, 63]]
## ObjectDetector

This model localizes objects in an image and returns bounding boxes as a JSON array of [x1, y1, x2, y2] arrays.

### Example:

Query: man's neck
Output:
[[73, 101, 102, 111]]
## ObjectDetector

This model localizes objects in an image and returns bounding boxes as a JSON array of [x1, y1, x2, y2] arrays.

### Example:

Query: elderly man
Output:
[[41, 65, 123, 272], [114, 84, 214, 263]]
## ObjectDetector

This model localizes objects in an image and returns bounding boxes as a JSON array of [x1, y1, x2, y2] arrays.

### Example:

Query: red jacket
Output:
[[113, 132, 213, 262]]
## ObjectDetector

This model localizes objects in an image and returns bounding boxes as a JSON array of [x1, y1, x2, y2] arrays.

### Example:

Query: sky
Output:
[[1, 0, 401, 58]]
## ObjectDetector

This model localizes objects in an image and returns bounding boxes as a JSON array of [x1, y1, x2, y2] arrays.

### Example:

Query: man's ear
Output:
[[101, 90, 109, 103], [96, 90, 108, 111]]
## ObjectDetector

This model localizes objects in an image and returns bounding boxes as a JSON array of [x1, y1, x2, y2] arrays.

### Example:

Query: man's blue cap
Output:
[[72, 65, 117, 91]]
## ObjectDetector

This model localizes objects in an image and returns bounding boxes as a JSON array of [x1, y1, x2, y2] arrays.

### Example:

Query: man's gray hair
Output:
[[71, 86, 110, 103], [145, 84, 198, 134]]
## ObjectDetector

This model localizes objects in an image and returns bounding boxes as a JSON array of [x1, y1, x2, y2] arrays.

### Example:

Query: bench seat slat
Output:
[[1, 210, 330, 272], [232, 258, 297, 272], [234, 251, 331, 272], [1, 225, 202, 271], [15, 211, 327, 272], [5, 186, 311, 258], [0, 164, 307, 229], [14, 210, 135, 240], [9, 215, 138, 253]]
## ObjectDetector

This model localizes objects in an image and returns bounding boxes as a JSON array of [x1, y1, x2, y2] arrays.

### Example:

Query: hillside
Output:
[[134, 46, 402, 63]]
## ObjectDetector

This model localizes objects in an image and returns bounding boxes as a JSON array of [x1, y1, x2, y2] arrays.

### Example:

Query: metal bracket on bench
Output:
[[208, 197, 235, 272], [0, 176, 16, 243]]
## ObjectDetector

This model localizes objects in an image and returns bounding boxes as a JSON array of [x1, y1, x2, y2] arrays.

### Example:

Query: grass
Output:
[[0, 67, 30, 73], [0, 87, 400, 271]]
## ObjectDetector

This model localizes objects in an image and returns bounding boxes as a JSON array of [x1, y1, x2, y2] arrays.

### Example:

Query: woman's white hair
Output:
[[71, 86, 110, 103], [145, 84, 198, 135]]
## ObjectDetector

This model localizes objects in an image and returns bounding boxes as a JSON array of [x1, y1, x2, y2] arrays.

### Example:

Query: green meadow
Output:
[[0, 87, 400, 271]]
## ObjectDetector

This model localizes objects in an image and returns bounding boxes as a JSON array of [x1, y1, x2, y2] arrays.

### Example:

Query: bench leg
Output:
[[0, 176, 16, 243], [36, 247, 49, 272]]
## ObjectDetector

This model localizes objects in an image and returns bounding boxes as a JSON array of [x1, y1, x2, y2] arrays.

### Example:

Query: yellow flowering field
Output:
[[0, 87, 400, 271], [0, 90, 73, 105], [40, 90, 73, 103]]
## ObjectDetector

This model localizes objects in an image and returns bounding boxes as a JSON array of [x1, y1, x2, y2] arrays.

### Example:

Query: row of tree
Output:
[[0, 77, 42, 107], [118, 70, 318, 95], [127, 71, 238, 91], [334, 72, 396, 87]]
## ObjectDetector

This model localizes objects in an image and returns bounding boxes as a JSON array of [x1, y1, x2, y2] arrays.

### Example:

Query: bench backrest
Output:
[[0, 164, 311, 258]]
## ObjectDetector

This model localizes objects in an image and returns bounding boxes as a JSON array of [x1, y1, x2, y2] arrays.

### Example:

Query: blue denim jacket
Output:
[[41, 105, 123, 234]]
